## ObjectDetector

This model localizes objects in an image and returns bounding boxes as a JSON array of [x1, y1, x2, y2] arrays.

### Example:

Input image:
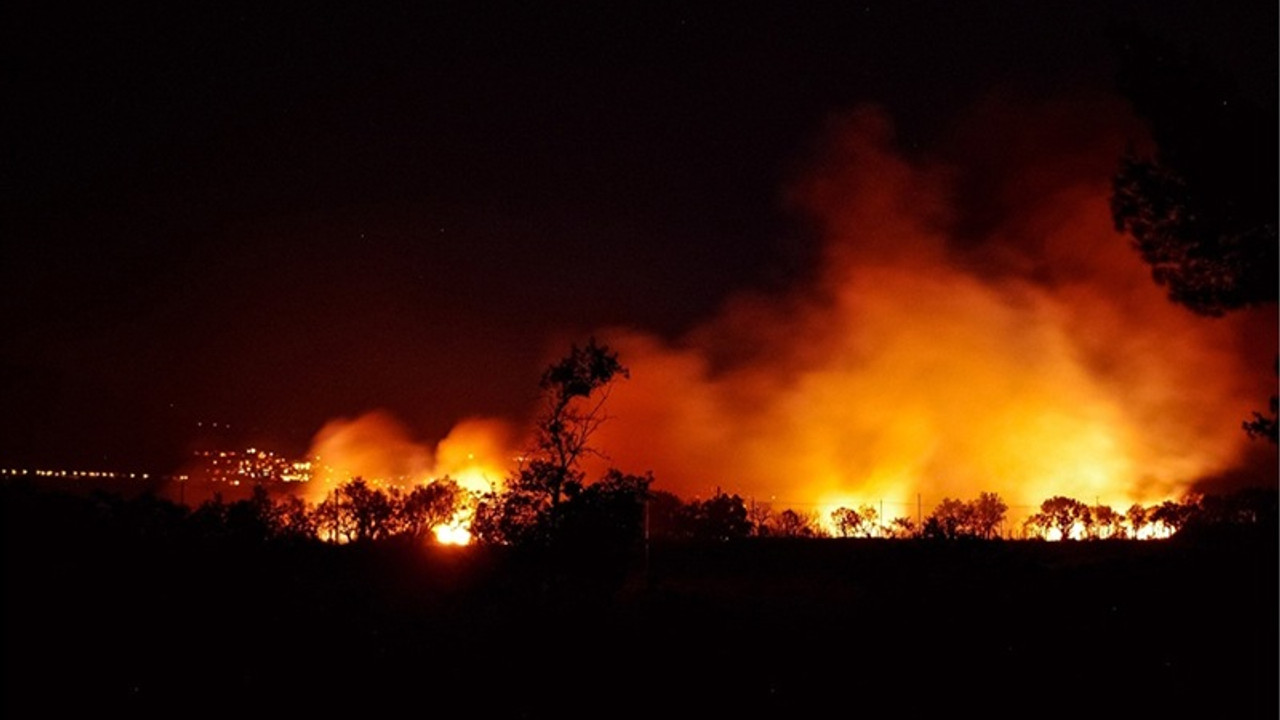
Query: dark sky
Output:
[[3, 1, 1275, 471]]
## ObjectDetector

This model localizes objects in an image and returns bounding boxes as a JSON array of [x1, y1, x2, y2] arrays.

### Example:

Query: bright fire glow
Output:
[[580, 102, 1276, 527], [303, 100, 1276, 535], [300, 414, 516, 541], [304, 413, 515, 503], [433, 518, 473, 546], [1040, 522, 1174, 541]]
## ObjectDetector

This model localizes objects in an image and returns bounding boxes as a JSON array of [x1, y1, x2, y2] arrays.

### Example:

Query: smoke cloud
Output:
[[582, 100, 1276, 521], [304, 410, 516, 502], [302, 97, 1275, 526]]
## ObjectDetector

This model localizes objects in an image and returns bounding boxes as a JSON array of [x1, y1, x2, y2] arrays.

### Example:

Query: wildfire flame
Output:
[[303, 97, 1275, 535], [432, 513, 474, 546], [303, 413, 516, 544], [581, 100, 1276, 526]]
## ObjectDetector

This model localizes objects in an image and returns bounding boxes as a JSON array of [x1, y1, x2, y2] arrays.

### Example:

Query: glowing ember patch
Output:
[[1136, 522, 1175, 540], [433, 523, 472, 545], [449, 467, 499, 496], [1043, 525, 1085, 542]]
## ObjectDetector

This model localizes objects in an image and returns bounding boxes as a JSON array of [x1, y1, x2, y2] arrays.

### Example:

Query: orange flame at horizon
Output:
[[300, 99, 1276, 534], [302, 411, 518, 506], [582, 102, 1276, 525]]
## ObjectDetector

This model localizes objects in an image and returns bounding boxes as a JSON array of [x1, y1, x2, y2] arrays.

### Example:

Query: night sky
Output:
[[4, 1, 1276, 472]]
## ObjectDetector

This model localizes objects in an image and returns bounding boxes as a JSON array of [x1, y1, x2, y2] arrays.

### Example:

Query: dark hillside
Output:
[[5, 485, 1275, 718]]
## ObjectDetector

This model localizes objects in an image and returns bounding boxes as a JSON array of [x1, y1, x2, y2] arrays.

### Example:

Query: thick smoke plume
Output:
[[583, 100, 1276, 521], [304, 411, 515, 503], [301, 98, 1274, 525]]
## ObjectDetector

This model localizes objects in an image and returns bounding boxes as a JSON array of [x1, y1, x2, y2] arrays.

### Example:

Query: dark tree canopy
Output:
[[676, 491, 753, 542], [1110, 29, 1278, 316], [922, 493, 1007, 539], [1025, 496, 1092, 540]]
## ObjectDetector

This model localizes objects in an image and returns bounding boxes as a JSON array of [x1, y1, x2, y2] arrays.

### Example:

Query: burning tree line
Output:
[[9, 467, 1272, 549], [10, 339, 1271, 549], [738, 489, 1277, 541]]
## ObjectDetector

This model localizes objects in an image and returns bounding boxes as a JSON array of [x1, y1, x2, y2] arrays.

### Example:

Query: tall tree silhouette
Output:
[[1111, 29, 1278, 444], [1110, 29, 1277, 316], [477, 339, 629, 545]]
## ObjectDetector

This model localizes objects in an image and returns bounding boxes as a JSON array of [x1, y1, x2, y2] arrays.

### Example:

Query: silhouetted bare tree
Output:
[[525, 338, 628, 515], [476, 339, 629, 546]]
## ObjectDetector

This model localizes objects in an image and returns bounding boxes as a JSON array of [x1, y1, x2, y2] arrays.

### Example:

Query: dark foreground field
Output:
[[5, 490, 1277, 719]]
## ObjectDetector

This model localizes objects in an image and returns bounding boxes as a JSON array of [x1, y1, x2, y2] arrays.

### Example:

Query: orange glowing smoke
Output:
[[307, 410, 431, 491], [429, 417, 518, 495], [582, 100, 1277, 524], [304, 411, 516, 506], [301, 98, 1274, 532]]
